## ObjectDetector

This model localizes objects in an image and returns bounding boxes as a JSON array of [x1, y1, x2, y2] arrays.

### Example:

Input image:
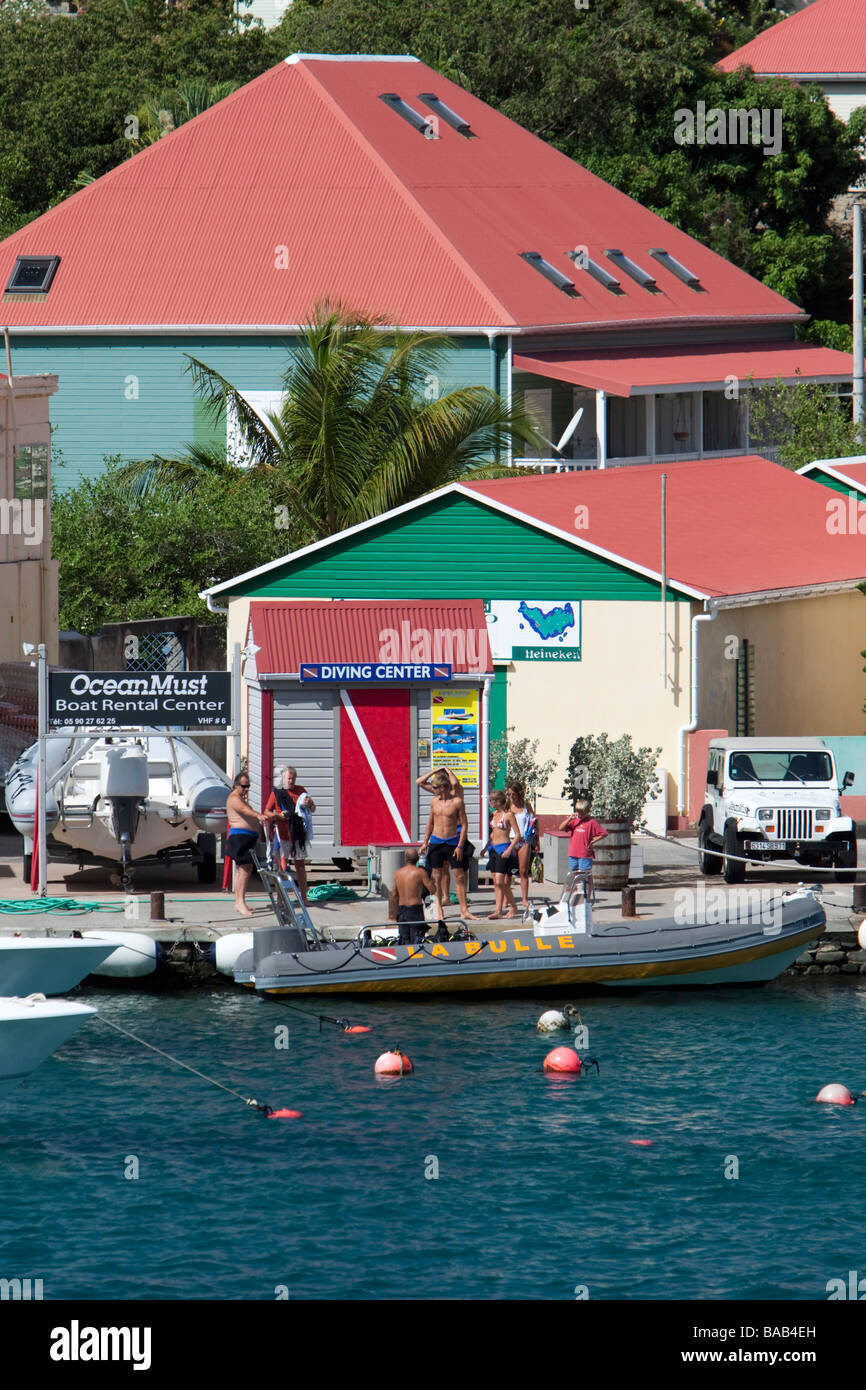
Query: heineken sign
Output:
[[49, 671, 232, 729]]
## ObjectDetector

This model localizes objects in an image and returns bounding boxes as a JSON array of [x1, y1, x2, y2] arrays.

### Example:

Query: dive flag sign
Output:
[[299, 663, 452, 684], [48, 671, 232, 729]]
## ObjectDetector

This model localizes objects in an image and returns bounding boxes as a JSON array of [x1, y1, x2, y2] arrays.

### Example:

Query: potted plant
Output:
[[562, 734, 662, 890]]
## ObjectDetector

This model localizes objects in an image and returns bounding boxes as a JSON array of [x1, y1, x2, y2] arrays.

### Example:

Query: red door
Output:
[[339, 688, 411, 845]]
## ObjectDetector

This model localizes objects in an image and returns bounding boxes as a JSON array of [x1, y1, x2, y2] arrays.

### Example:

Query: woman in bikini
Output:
[[487, 790, 521, 920], [506, 781, 536, 911]]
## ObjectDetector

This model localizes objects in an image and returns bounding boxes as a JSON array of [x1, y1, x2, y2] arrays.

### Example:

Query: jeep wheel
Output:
[[834, 837, 857, 884], [722, 824, 746, 884], [698, 826, 722, 876]]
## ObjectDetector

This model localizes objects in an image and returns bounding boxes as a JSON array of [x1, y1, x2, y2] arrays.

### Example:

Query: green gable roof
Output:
[[225, 491, 687, 601]]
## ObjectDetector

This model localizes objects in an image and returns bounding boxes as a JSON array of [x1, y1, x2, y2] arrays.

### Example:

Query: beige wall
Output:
[[227, 596, 252, 773], [0, 374, 59, 663], [504, 598, 692, 818], [700, 590, 866, 737]]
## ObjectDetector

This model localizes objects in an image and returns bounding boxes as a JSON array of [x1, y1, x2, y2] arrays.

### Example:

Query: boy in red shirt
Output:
[[560, 799, 608, 873]]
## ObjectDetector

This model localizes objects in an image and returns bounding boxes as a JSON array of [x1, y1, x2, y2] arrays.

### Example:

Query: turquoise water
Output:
[[3, 979, 866, 1300]]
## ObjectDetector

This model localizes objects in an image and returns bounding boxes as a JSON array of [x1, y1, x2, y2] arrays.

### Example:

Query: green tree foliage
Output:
[[0, 0, 277, 235], [747, 376, 865, 470], [52, 458, 297, 632], [116, 303, 543, 539], [488, 726, 557, 798], [562, 732, 661, 829]]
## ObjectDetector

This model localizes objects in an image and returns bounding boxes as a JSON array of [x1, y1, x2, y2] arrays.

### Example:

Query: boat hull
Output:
[[0, 997, 96, 1096], [0, 939, 116, 996], [243, 898, 825, 996]]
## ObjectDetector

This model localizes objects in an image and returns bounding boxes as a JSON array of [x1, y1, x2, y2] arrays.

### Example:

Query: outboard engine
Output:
[[99, 746, 149, 884]]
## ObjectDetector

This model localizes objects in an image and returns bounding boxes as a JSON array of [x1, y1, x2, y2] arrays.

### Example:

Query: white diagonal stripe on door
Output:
[[339, 689, 411, 843]]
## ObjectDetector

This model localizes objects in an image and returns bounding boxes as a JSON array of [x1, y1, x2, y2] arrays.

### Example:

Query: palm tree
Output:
[[117, 303, 544, 540], [128, 81, 240, 154]]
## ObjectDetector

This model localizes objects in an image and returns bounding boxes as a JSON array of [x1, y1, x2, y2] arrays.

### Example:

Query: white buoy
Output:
[[537, 1009, 570, 1033], [82, 931, 159, 978], [858, 919, 866, 951], [214, 932, 255, 976]]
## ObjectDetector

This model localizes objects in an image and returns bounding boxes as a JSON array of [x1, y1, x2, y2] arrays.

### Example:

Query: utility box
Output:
[[377, 847, 405, 893], [541, 832, 570, 884]]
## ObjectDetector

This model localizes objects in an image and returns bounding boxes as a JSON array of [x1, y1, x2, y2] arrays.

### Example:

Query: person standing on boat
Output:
[[225, 773, 267, 917], [264, 766, 316, 905], [560, 799, 608, 880], [506, 781, 536, 911], [418, 766, 479, 928], [388, 848, 436, 945], [487, 790, 520, 919]]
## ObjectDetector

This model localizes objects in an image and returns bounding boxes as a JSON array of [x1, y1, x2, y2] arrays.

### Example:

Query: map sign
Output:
[[484, 600, 581, 662], [431, 687, 479, 787]]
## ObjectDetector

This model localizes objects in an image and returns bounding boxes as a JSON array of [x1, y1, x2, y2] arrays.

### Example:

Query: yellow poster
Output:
[[431, 687, 479, 788]]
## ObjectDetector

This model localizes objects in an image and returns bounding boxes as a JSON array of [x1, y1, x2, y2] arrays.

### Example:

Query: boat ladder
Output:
[[251, 851, 326, 951]]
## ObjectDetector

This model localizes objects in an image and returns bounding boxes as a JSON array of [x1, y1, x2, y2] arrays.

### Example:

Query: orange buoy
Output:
[[268, 1108, 303, 1119], [375, 1049, 413, 1075], [815, 1083, 855, 1106], [344, 1025, 371, 1033], [543, 1046, 581, 1073], [630, 1139, 654, 1147]]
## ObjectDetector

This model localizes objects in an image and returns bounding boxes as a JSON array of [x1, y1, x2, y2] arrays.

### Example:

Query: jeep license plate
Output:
[[746, 840, 785, 852]]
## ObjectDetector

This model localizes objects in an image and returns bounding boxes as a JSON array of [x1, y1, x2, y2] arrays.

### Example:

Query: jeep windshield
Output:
[[727, 751, 833, 783]]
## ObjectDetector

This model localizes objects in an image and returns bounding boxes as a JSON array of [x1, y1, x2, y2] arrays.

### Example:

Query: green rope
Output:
[[0, 898, 125, 914], [306, 882, 359, 902]]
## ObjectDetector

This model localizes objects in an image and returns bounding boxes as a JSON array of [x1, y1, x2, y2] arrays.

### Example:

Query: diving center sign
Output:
[[299, 663, 452, 683], [49, 671, 232, 729]]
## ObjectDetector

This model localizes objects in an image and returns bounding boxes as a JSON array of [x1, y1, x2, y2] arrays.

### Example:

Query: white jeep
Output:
[[697, 737, 857, 884]]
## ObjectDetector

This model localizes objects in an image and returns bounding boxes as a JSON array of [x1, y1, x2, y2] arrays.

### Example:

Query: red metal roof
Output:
[[248, 600, 491, 675], [464, 456, 866, 598], [514, 341, 852, 396], [0, 54, 804, 331], [718, 0, 866, 75]]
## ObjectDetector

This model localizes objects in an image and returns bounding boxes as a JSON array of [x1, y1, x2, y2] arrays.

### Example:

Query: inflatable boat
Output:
[[235, 870, 826, 996], [5, 728, 230, 887]]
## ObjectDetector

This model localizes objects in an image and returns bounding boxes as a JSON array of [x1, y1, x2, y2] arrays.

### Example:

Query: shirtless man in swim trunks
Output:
[[388, 848, 436, 945], [225, 773, 266, 916], [418, 766, 479, 925]]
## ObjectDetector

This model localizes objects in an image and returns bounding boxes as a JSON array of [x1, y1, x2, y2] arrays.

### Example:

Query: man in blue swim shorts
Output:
[[225, 773, 266, 916], [418, 766, 478, 930]]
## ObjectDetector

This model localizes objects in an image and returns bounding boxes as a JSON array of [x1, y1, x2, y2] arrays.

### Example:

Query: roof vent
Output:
[[379, 93, 436, 137], [567, 249, 623, 293], [519, 253, 578, 297], [648, 249, 701, 288], [417, 93, 473, 136], [5, 255, 61, 294], [605, 249, 657, 289]]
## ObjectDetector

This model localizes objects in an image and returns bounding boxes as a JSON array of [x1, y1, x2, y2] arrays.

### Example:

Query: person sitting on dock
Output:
[[418, 766, 479, 928], [389, 849, 436, 945], [225, 773, 267, 917]]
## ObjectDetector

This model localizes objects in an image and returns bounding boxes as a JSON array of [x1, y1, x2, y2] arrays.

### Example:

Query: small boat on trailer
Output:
[[235, 865, 826, 996]]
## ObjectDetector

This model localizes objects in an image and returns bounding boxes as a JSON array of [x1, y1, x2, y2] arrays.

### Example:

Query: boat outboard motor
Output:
[[99, 746, 149, 884]]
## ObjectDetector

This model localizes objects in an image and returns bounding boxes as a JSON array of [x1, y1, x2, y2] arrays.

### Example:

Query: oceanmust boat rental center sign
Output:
[[48, 671, 232, 728]]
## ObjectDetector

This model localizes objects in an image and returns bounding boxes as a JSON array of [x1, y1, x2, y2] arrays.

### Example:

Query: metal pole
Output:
[[597, 389, 607, 469], [37, 643, 48, 897], [854, 200, 864, 428], [661, 473, 667, 690], [231, 642, 241, 777]]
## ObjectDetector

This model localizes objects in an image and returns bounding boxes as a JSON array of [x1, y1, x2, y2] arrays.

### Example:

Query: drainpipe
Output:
[[206, 593, 227, 615], [677, 600, 718, 819], [480, 676, 492, 841], [854, 199, 864, 429], [597, 388, 607, 469]]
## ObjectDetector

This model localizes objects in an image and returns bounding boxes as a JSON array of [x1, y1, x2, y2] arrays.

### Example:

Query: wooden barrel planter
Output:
[[593, 821, 632, 890]]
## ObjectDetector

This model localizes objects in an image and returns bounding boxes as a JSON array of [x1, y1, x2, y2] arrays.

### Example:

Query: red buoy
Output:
[[543, 1046, 582, 1074], [344, 1025, 371, 1034], [268, 1108, 303, 1119], [630, 1139, 654, 1147], [375, 1049, 413, 1075], [815, 1084, 855, 1106]]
